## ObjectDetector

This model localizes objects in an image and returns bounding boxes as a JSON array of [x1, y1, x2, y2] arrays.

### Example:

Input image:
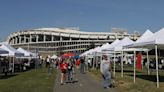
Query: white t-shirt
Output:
[[100, 59, 110, 74], [46, 58, 50, 63], [88, 59, 91, 64]]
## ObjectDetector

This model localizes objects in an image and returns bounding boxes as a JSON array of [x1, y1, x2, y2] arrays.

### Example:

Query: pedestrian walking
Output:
[[80, 57, 85, 73], [75, 58, 80, 69], [45, 56, 50, 68], [100, 55, 112, 89], [87, 58, 92, 72], [67, 59, 74, 83], [59, 59, 68, 85]]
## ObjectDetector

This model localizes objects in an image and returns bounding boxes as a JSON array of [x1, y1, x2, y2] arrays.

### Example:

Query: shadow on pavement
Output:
[[66, 80, 79, 84]]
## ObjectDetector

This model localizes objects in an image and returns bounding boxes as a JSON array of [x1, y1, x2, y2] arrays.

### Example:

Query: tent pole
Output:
[[155, 45, 159, 88], [96, 53, 98, 69], [134, 50, 136, 83], [113, 52, 116, 77], [147, 50, 150, 75], [93, 53, 96, 69], [121, 50, 123, 78], [12, 57, 14, 73]]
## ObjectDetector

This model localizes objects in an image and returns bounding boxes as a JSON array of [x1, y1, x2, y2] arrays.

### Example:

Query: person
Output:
[[75, 58, 80, 69], [45, 56, 50, 68], [87, 58, 91, 72], [48, 60, 53, 75], [59, 59, 68, 85], [67, 59, 74, 83], [80, 57, 85, 73], [100, 55, 112, 89]]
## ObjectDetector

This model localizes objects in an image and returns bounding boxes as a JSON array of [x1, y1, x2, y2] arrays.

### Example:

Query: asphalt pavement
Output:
[[53, 69, 118, 92]]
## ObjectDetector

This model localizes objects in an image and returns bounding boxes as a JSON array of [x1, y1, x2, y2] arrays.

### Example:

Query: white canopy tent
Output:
[[113, 37, 134, 77], [124, 29, 154, 83], [51, 54, 58, 59], [102, 39, 120, 55], [101, 37, 134, 77], [17, 47, 32, 57], [0, 48, 9, 54], [0, 44, 24, 72], [131, 28, 164, 88], [112, 31, 153, 79], [99, 39, 121, 76], [0, 44, 24, 57], [135, 29, 154, 43], [114, 37, 134, 51]]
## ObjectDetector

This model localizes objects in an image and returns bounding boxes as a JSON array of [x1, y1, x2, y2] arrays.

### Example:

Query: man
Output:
[[100, 55, 112, 89]]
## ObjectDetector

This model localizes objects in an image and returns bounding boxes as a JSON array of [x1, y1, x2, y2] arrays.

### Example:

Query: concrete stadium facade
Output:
[[6, 28, 139, 55]]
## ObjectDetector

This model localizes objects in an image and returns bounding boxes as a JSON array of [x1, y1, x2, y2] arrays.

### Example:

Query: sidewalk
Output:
[[53, 70, 118, 92]]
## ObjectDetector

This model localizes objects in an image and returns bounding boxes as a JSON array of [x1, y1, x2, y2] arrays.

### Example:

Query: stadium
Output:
[[6, 28, 139, 55]]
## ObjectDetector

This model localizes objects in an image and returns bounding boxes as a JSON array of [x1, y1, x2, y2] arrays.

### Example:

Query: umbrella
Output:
[[62, 53, 75, 57], [73, 55, 80, 59]]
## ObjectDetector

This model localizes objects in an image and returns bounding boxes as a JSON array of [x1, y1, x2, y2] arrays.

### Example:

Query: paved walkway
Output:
[[53, 70, 118, 92]]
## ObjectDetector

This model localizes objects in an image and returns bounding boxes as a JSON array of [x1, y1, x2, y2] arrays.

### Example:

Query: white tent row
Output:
[[0, 44, 24, 57], [0, 48, 9, 54], [122, 30, 154, 83], [101, 37, 135, 77], [17, 47, 34, 57], [102, 39, 120, 51], [80, 29, 161, 88], [0, 44, 24, 73], [80, 39, 121, 57], [101, 33, 152, 79], [129, 28, 164, 88]]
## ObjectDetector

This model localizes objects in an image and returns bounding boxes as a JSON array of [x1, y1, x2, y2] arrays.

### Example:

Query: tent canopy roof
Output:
[[0, 44, 24, 56]]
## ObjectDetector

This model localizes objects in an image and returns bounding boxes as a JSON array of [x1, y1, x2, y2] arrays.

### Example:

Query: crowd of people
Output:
[[44, 54, 113, 89], [58, 57, 85, 85]]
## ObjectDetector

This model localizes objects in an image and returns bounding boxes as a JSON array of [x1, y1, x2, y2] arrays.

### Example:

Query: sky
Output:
[[0, 0, 164, 41]]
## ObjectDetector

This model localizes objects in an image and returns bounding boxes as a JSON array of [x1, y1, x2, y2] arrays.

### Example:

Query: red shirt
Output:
[[60, 63, 68, 70], [76, 59, 80, 66]]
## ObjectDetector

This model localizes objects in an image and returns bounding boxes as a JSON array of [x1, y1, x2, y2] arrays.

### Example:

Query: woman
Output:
[[59, 59, 68, 85]]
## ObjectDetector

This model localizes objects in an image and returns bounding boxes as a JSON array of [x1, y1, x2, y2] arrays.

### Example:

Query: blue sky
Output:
[[0, 0, 164, 41]]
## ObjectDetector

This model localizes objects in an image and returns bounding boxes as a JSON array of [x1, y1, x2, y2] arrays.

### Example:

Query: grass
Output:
[[0, 67, 56, 92], [90, 66, 164, 92]]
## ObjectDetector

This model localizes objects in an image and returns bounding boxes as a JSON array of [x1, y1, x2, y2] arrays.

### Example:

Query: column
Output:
[[51, 35, 54, 41], [115, 34, 118, 39], [12, 38, 15, 44], [60, 36, 62, 41], [43, 35, 46, 42], [15, 37, 18, 44], [24, 35, 26, 43], [14, 37, 16, 44], [19, 36, 22, 44], [30, 35, 32, 42], [36, 35, 39, 42], [69, 33, 72, 41]]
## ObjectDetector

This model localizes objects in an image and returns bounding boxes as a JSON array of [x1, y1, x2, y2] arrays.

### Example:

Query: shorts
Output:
[[61, 69, 67, 73]]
